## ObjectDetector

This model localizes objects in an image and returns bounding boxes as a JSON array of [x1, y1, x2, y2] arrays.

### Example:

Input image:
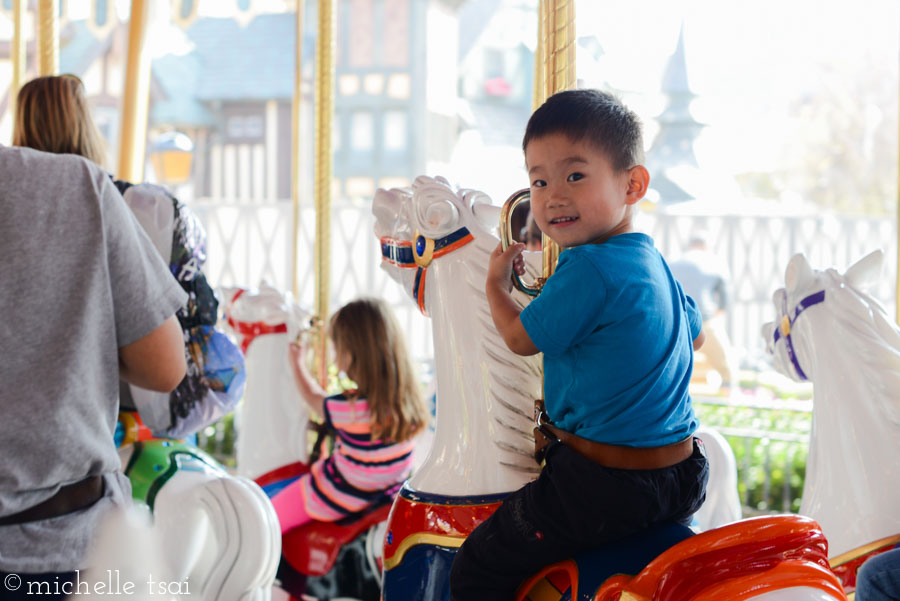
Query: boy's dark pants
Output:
[[449, 439, 709, 601]]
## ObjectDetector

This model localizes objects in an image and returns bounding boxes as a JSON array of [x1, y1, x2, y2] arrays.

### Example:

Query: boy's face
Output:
[[525, 133, 642, 248]]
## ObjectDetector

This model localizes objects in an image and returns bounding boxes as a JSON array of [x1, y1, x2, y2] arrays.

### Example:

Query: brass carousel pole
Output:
[[117, 0, 152, 182], [536, 0, 576, 280], [291, 0, 306, 300], [314, 0, 336, 386], [37, 0, 58, 75], [11, 0, 27, 115], [532, 1, 544, 113]]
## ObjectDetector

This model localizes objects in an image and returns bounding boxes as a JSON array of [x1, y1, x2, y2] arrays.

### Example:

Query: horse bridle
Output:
[[380, 226, 475, 316], [225, 289, 288, 353], [772, 290, 825, 381]]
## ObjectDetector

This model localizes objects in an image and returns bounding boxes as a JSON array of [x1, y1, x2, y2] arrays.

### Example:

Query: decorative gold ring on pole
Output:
[[37, 0, 59, 76], [314, 0, 336, 386]]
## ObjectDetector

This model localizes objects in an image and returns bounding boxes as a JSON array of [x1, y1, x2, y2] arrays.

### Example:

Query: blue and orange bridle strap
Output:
[[379, 227, 475, 316]]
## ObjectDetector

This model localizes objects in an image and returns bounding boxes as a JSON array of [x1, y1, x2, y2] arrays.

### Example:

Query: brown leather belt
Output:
[[534, 400, 695, 470], [0, 475, 104, 526]]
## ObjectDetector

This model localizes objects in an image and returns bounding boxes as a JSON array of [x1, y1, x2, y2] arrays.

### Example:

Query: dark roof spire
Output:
[[647, 22, 705, 203]]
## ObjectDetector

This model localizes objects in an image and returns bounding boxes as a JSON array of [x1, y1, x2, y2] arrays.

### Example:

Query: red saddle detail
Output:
[[254, 462, 309, 489], [282, 502, 393, 577]]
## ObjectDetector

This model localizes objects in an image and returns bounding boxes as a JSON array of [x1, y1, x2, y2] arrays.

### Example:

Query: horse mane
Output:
[[465, 232, 542, 474], [815, 270, 900, 424]]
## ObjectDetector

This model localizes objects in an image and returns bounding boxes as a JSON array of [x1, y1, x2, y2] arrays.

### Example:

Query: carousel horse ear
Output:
[[844, 249, 884, 292], [772, 287, 787, 310], [413, 174, 439, 190], [373, 188, 404, 238], [472, 201, 501, 232], [785, 254, 815, 293]]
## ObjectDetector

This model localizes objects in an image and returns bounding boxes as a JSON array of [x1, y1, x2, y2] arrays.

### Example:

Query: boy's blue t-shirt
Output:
[[520, 233, 701, 447]]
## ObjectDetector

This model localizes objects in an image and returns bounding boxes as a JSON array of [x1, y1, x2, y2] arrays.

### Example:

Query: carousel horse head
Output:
[[221, 282, 311, 351], [762, 250, 900, 555], [373, 175, 505, 315]]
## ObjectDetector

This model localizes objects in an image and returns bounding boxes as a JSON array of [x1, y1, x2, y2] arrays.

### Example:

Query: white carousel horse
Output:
[[220, 283, 312, 481], [119, 441, 281, 601], [374, 175, 543, 496], [375, 176, 846, 601], [763, 251, 900, 559]]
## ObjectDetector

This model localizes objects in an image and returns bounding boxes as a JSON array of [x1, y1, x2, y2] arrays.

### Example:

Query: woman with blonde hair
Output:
[[13, 74, 245, 439], [13, 74, 107, 166]]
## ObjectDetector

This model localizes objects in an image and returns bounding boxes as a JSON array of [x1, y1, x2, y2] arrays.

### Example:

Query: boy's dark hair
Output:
[[523, 89, 644, 171]]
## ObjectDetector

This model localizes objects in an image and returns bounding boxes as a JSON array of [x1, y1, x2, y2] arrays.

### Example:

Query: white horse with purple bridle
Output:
[[763, 251, 900, 582]]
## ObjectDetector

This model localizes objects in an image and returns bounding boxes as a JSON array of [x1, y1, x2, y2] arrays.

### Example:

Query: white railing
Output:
[[191, 198, 897, 362], [640, 210, 896, 360], [191, 198, 434, 362]]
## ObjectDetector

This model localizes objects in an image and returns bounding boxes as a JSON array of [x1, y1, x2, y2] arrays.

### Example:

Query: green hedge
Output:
[[695, 402, 810, 513]]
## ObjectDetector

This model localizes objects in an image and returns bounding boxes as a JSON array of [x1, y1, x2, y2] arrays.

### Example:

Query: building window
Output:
[[387, 73, 411, 99], [384, 111, 407, 151], [339, 74, 360, 96], [383, 0, 409, 67], [350, 111, 374, 151], [226, 114, 264, 141]]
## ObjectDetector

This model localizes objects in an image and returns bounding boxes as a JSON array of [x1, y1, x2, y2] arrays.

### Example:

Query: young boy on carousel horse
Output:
[[450, 89, 709, 600]]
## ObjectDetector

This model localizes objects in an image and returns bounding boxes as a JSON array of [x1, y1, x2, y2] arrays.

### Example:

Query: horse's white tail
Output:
[[81, 505, 168, 601], [693, 426, 742, 531], [174, 476, 281, 601], [84, 477, 280, 601]]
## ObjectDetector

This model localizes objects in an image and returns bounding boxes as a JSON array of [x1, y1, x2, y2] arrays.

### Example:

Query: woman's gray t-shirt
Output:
[[0, 146, 187, 572]]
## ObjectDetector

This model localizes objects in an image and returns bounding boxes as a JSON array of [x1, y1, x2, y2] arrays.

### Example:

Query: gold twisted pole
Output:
[[532, 2, 544, 113], [314, 0, 336, 387], [291, 0, 305, 300], [117, 0, 152, 182], [37, 0, 59, 75], [536, 0, 576, 280], [11, 0, 27, 116]]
